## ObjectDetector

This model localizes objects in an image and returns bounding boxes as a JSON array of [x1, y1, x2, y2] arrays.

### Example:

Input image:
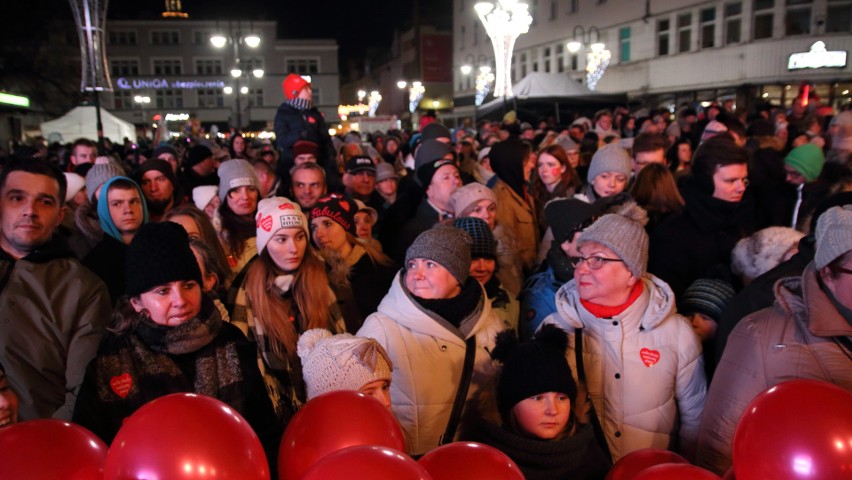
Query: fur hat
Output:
[[815, 205, 852, 269], [192, 185, 219, 210], [297, 329, 393, 401], [282, 74, 309, 100], [679, 278, 735, 323], [586, 144, 631, 183], [310, 194, 357, 237], [85, 161, 126, 203], [577, 201, 649, 278], [731, 227, 805, 281], [784, 144, 825, 182], [217, 159, 259, 202], [405, 224, 472, 286], [452, 217, 497, 260], [415, 140, 456, 187], [451, 182, 497, 217], [492, 324, 577, 420], [255, 197, 309, 254], [125, 222, 202, 297]]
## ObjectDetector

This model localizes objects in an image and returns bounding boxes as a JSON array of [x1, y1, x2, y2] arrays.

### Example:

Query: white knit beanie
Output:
[[451, 182, 497, 217], [63, 172, 86, 203], [297, 329, 393, 401], [815, 205, 852, 269], [255, 196, 309, 254], [192, 185, 219, 210], [586, 144, 631, 183]]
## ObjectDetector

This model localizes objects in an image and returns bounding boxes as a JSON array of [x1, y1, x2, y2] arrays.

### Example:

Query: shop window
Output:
[[700, 8, 716, 48], [753, 0, 774, 39], [826, 0, 852, 33], [724, 2, 742, 44], [619, 27, 631, 62], [658, 18, 670, 56], [785, 0, 812, 35], [677, 13, 692, 53]]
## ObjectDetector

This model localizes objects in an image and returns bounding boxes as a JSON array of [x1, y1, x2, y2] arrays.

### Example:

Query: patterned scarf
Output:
[[287, 97, 313, 111]]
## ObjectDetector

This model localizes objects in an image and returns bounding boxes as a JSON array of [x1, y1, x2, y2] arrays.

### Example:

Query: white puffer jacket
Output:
[[357, 273, 505, 456], [543, 274, 706, 461]]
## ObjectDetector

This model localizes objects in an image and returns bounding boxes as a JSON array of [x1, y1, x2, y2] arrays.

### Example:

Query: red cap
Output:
[[282, 74, 309, 100]]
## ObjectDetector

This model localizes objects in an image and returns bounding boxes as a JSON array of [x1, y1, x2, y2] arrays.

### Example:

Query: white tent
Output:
[[40, 105, 136, 143]]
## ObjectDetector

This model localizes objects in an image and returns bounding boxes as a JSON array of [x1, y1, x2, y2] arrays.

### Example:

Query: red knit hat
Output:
[[282, 74, 309, 100]]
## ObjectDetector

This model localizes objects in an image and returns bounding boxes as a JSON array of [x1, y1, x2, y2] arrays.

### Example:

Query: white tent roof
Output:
[[509, 72, 597, 98], [40, 105, 136, 143]]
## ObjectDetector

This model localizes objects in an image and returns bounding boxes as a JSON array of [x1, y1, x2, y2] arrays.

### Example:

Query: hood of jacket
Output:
[[75, 200, 104, 243], [774, 264, 852, 338], [554, 274, 678, 331]]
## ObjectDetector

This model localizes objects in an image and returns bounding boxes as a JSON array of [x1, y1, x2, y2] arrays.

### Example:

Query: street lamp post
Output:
[[69, 0, 112, 149], [211, 25, 263, 131], [566, 25, 611, 91], [134, 95, 151, 138], [474, 0, 532, 98]]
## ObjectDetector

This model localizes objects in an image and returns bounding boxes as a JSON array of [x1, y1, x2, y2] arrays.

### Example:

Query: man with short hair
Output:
[[290, 162, 327, 210], [253, 159, 280, 198], [134, 159, 182, 222], [179, 144, 219, 196], [0, 159, 111, 421], [631, 132, 669, 175], [68, 138, 97, 172]]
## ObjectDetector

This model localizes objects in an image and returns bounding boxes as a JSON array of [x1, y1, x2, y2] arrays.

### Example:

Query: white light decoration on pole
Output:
[[475, 66, 495, 106], [408, 81, 425, 113], [585, 43, 611, 91], [474, 0, 532, 98], [368, 90, 382, 117]]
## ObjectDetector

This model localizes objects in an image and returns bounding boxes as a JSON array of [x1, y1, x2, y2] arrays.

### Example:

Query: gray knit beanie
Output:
[[586, 144, 631, 183], [297, 329, 393, 401], [577, 201, 649, 278], [218, 159, 259, 202], [85, 161, 126, 202], [405, 224, 472, 285], [680, 278, 735, 322], [815, 205, 852, 269]]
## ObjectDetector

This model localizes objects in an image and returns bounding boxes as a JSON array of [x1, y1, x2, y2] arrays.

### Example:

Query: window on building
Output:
[[156, 89, 183, 109], [544, 46, 552, 72], [551, 0, 558, 19], [521, 53, 528, 77], [150, 30, 180, 45], [153, 59, 182, 75], [285, 58, 319, 74], [531, 0, 539, 25], [242, 57, 264, 71], [785, 0, 812, 35], [569, 0, 578, 13], [531, 48, 539, 72], [247, 88, 264, 107], [195, 59, 223, 75], [724, 2, 743, 44], [619, 27, 631, 62], [108, 30, 137, 46], [677, 13, 692, 53], [197, 89, 224, 108], [571, 53, 579, 71], [556, 44, 565, 73], [461, 25, 466, 50], [113, 91, 132, 109], [110, 59, 139, 76], [658, 18, 670, 56], [753, 0, 774, 39], [700, 8, 716, 48], [312, 88, 321, 105], [193, 31, 213, 45], [826, 0, 852, 33], [473, 21, 479, 46]]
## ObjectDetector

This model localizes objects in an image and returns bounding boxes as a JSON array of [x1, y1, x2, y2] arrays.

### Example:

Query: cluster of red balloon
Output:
[[0, 419, 108, 479], [278, 390, 524, 480], [606, 448, 720, 480]]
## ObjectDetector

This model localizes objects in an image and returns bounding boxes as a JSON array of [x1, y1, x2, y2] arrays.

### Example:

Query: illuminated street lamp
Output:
[[474, 0, 532, 98], [211, 24, 263, 130], [566, 26, 611, 91]]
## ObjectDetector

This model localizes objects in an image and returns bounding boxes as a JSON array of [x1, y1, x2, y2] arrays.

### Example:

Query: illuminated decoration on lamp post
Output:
[[566, 25, 610, 91], [69, 0, 112, 146], [474, 0, 532, 98], [368, 91, 382, 117], [408, 82, 425, 113], [474, 66, 495, 106]]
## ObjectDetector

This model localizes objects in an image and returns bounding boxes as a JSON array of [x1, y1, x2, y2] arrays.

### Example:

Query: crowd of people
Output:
[[1, 76, 851, 478]]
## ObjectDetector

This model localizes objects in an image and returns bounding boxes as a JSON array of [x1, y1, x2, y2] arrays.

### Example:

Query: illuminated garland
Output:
[[585, 45, 611, 91]]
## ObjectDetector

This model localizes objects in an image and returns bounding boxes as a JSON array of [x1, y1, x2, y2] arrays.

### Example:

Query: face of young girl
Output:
[[359, 379, 391, 410], [267, 228, 308, 273], [512, 392, 571, 439], [0, 371, 19, 427]]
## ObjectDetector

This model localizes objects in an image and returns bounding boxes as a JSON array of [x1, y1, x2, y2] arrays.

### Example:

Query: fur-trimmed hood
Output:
[[75, 200, 103, 243]]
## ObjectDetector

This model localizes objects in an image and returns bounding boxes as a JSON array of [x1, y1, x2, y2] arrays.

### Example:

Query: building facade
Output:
[[453, 0, 852, 121]]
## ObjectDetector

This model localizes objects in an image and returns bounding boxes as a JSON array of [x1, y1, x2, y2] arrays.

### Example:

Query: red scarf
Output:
[[580, 281, 644, 318]]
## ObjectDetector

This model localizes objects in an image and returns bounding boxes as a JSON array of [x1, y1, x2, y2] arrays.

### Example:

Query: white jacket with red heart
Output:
[[543, 274, 706, 462]]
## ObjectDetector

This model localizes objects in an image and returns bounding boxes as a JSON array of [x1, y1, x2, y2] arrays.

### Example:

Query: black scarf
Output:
[[134, 297, 221, 354], [413, 277, 483, 328]]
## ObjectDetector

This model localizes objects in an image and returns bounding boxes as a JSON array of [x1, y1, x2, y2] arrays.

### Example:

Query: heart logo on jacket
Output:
[[308, 116, 316, 124], [640, 348, 661, 367], [110, 373, 133, 398]]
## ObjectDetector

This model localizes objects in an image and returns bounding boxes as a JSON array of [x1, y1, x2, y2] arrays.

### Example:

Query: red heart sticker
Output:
[[110, 373, 133, 398], [340, 200, 350, 212], [640, 348, 660, 367], [308, 117, 316, 124], [278, 203, 294, 210], [259, 215, 273, 232]]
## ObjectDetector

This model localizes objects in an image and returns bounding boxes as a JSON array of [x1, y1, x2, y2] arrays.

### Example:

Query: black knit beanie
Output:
[[125, 222, 203, 296], [545, 198, 600, 244], [493, 324, 578, 420]]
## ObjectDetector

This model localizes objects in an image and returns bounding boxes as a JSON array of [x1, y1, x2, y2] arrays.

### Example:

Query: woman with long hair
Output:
[[164, 204, 232, 288], [630, 162, 685, 233], [217, 159, 261, 276], [533, 144, 582, 235], [231, 197, 345, 423], [229, 133, 248, 159], [309, 194, 397, 332]]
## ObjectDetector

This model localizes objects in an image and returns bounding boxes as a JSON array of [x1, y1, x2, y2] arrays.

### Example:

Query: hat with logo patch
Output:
[[255, 196, 309, 254], [310, 194, 357, 237], [218, 159, 260, 202], [345, 155, 377, 174]]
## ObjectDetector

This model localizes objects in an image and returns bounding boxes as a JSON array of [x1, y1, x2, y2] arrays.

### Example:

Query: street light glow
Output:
[[566, 41, 582, 53], [210, 34, 227, 48], [460, 65, 473, 75], [244, 34, 260, 48], [252, 69, 264, 78], [231, 68, 242, 78], [224, 86, 233, 94], [240, 86, 249, 94], [397, 81, 407, 89]]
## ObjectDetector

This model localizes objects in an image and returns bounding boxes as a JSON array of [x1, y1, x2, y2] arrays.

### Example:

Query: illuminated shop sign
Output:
[[788, 42, 847, 70], [116, 78, 226, 90], [0, 92, 30, 107]]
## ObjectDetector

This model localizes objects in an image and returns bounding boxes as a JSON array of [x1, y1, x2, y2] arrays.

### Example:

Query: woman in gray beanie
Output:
[[357, 224, 507, 456], [542, 201, 706, 464], [574, 144, 631, 204]]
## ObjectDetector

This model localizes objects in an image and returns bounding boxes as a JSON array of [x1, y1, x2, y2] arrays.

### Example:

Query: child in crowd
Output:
[[0, 363, 19, 427]]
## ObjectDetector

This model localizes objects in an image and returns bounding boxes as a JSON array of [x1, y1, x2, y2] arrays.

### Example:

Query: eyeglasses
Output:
[[568, 255, 624, 269]]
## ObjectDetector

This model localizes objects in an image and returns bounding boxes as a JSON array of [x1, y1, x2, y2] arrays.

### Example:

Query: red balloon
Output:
[[722, 467, 736, 479], [0, 419, 107, 479], [733, 379, 852, 480], [301, 446, 431, 480], [278, 390, 405, 480], [606, 448, 690, 480], [632, 463, 721, 480], [418, 442, 524, 480], [104, 393, 269, 479]]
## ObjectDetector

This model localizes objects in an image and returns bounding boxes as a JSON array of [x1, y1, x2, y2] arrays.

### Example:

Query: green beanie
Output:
[[784, 144, 825, 182]]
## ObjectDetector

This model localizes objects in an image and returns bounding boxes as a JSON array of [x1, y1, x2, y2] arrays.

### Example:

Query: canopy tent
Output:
[[40, 105, 136, 143], [475, 73, 629, 122]]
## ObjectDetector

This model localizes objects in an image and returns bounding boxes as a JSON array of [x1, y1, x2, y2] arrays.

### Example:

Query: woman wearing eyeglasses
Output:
[[542, 202, 706, 464]]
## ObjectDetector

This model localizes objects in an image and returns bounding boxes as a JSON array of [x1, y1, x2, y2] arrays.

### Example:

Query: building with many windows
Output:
[[452, 0, 851, 122]]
